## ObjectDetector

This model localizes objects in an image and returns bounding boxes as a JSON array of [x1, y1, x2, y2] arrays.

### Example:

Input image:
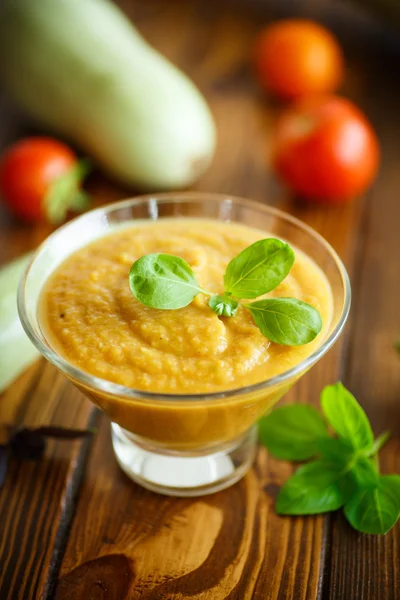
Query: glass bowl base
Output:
[[111, 423, 257, 497]]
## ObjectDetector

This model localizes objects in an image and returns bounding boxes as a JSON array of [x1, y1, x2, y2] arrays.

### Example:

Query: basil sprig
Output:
[[129, 238, 322, 346], [128, 253, 205, 310], [247, 298, 322, 346], [259, 382, 400, 535], [208, 295, 239, 317], [224, 238, 294, 298]]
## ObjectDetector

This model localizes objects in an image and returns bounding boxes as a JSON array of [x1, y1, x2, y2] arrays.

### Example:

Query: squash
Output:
[[0, 254, 39, 393], [0, 0, 216, 189]]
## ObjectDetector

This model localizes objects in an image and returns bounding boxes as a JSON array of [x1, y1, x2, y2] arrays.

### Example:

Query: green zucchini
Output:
[[0, 0, 216, 189], [0, 254, 39, 393]]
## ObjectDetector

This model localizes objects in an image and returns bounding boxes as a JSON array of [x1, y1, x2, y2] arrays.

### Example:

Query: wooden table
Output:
[[1, 1, 399, 598]]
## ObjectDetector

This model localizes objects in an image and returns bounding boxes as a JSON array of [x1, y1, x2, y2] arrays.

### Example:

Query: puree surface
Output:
[[40, 220, 333, 394]]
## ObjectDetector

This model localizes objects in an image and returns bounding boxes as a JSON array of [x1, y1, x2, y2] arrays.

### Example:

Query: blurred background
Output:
[[0, 0, 399, 410], [1, 4, 400, 597], [1, 0, 399, 221]]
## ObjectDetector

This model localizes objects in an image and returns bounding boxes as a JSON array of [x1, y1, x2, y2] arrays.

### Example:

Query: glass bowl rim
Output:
[[18, 192, 351, 402]]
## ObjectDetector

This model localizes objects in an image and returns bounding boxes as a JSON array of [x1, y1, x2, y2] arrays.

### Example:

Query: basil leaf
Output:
[[321, 382, 374, 450], [276, 460, 349, 515], [315, 441, 378, 497], [129, 253, 202, 309], [246, 298, 322, 346], [208, 295, 239, 317], [224, 238, 295, 299], [317, 437, 355, 463], [344, 475, 400, 535], [259, 404, 329, 461], [365, 431, 391, 457], [350, 456, 379, 489]]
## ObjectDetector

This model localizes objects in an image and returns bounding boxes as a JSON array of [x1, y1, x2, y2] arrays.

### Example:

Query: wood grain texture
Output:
[[55, 413, 322, 600], [0, 80, 124, 600], [325, 38, 400, 598], [52, 2, 365, 599], [0, 360, 97, 600], [0, 84, 127, 600], [1, 0, 400, 598]]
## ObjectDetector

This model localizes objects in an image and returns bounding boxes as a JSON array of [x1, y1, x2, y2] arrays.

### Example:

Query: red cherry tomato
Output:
[[0, 137, 78, 222], [273, 96, 380, 203], [254, 19, 344, 100]]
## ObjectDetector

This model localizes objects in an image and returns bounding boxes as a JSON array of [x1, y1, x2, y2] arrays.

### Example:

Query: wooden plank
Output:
[[0, 362, 42, 445], [1, 0, 398, 598], [0, 91, 101, 600], [0, 45, 129, 598], [325, 43, 400, 598], [52, 2, 364, 598], [0, 358, 97, 600], [51, 234, 356, 600]]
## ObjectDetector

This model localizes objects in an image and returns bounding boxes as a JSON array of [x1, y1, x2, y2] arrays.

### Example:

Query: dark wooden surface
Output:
[[1, 1, 400, 598]]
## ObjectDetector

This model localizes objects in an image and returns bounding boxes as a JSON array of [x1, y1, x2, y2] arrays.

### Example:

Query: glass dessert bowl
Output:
[[18, 193, 350, 497]]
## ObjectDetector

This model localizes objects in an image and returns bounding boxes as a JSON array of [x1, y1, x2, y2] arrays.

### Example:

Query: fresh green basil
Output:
[[260, 382, 399, 536], [246, 298, 322, 346], [316, 437, 355, 464], [128, 238, 322, 346], [258, 404, 329, 461], [223, 238, 295, 299], [129, 253, 204, 309], [208, 295, 239, 317], [276, 460, 349, 515], [316, 442, 378, 497], [321, 382, 374, 450], [349, 456, 379, 489], [344, 475, 400, 535], [365, 431, 391, 457]]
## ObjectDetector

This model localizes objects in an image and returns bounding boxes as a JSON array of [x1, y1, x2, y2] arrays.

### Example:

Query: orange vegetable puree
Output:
[[39, 220, 333, 448]]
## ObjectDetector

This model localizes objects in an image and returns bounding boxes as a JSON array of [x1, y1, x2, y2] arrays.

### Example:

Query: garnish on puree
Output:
[[40, 220, 332, 394], [129, 236, 322, 346]]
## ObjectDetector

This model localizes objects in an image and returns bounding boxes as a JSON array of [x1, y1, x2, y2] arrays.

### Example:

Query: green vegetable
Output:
[[208, 295, 239, 317], [258, 404, 328, 461], [246, 298, 323, 346], [129, 254, 205, 310], [365, 431, 391, 457], [276, 459, 350, 515], [350, 456, 379, 489], [344, 476, 400, 535], [129, 238, 322, 346], [0, 0, 216, 189], [0, 254, 39, 393], [223, 238, 294, 299], [259, 382, 400, 535], [316, 437, 355, 465], [321, 382, 374, 450]]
